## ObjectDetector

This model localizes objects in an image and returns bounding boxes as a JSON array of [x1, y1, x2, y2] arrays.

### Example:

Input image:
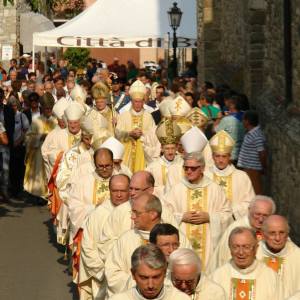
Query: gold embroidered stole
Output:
[[230, 278, 256, 300], [263, 256, 284, 274], [100, 107, 113, 133], [186, 188, 208, 267], [92, 179, 109, 206], [213, 173, 233, 202], [129, 114, 145, 172], [42, 118, 55, 134], [161, 165, 167, 186], [68, 133, 81, 148]]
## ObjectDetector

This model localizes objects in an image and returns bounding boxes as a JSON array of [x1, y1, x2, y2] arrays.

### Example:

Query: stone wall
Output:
[[0, 0, 30, 69], [198, 0, 300, 243], [256, 0, 300, 243]]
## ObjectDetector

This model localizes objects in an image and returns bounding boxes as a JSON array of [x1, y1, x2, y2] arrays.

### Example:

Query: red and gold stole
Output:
[[264, 257, 284, 273], [230, 278, 256, 300], [186, 187, 208, 269]]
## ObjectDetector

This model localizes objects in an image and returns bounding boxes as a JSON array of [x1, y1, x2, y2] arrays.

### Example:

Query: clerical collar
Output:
[[160, 155, 172, 165], [181, 175, 211, 189], [131, 108, 144, 116], [134, 286, 165, 300], [134, 229, 150, 241], [261, 240, 288, 257], [212, 164, 235, 176], [230, 259, 258, 274]]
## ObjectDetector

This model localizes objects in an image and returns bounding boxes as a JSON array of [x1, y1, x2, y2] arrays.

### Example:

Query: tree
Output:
[[63, 48, 90, 69]]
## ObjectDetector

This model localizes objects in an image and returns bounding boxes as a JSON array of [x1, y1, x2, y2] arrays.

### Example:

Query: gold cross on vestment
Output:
[[219, 179, 227, 187], [97, 183, 108, 193], [192, 190, 202, 199]]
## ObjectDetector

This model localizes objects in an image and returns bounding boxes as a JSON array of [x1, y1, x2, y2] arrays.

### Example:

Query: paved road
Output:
[[0, 199, 78, 300]]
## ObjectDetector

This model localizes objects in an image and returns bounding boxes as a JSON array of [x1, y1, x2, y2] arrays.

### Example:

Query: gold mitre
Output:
[[91, 81, 110, 100], [209, 130, 235, 154], [169, 95, 192, 117], [129, 80, 146, 99], [156, 118, 182, 145], [186, 107, 209, 129]]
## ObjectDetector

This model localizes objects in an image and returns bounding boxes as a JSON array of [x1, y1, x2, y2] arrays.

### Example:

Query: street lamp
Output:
[[168, 2, 183, 78]]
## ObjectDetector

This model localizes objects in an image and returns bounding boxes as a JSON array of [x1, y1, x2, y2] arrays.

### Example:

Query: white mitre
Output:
[[70, 84, 87, 105], [100, 136, 124, 160], [169, 95, 191, 117], [180, 126, 208, 153], [52, 98, 69, 119], [64, 101, 85, 121], [159, 97, 173, 118]]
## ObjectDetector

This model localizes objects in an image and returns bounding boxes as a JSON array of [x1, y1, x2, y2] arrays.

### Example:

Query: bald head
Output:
[[129, 171, 155, 199], [94, 148, 114, 179], [262, 215, 289, 253], [248, 196, 275, 231]]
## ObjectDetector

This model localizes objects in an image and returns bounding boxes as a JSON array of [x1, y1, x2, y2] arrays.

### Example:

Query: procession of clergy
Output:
[[24, 78, 300, 300]]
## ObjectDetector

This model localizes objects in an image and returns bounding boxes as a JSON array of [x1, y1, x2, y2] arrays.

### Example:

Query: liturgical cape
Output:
[[24, 115, 57, 197], [79, 200, 116, 300], [256, 240, 300, 299], [164, 176, 232, 268], [205, 164, 255, 219], [116, 109, 155, 172], [108, 285, 190, 300], [210, 260, 282, 300]]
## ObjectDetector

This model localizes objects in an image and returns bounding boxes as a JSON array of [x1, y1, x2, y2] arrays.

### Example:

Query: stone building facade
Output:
[[0, 0, 29, 69], [197, 0, 300, 243]]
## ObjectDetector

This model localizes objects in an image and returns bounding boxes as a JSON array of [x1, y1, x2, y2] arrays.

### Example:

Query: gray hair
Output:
[[183, 151, 205, 167], [261, 215, 290, 234], [249, 195, 276, 214], [168, 248, 202, 274], [131, 244, 167, 272], [144, 193, 162, 219], [228, 226, 257, 247]]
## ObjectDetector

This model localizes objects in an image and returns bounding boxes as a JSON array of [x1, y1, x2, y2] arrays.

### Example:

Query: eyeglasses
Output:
[[130, 210, 149, 217], [183, 165, 202, 172], [96, 164, 113, 170], [129, 186, 151, 192], [157, 242, 180, 249], [171, 275, 200, 287], [231, 244, 256, 253]]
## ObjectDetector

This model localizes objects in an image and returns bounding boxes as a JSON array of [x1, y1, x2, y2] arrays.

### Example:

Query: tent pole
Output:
[[32, 44, 35, 72]]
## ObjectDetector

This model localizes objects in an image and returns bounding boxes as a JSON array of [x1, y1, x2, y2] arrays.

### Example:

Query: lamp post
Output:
[[168, 2, 183, 79]]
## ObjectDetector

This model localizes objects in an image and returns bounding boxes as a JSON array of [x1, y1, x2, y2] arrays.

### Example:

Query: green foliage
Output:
[[3, 0, 14, 6], [63, 48, 90, 69]]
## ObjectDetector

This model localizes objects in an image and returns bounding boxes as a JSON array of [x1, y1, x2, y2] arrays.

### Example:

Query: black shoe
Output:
[[36, 197, 48, 206]]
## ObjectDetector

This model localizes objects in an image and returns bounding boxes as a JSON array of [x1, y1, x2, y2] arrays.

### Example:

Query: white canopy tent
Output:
[[32, 0, 197, 48]]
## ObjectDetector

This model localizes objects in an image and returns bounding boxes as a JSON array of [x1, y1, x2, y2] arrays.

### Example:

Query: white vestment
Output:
[[79, 200, 116, 300], [165, 143, 214, 193], [207, 215, 252, 274], [210, 260, 282, 300], [68, 171, 113, 239], [205, 164, 255, 219], [105, 228, 190, 296], [41, 127, 81, 181], [256, 240, 300, 299], [146, 155, 183, 195], [100, 200, 182, 259], [164, 176, 232, 268], [108, 285, 190, 300]]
